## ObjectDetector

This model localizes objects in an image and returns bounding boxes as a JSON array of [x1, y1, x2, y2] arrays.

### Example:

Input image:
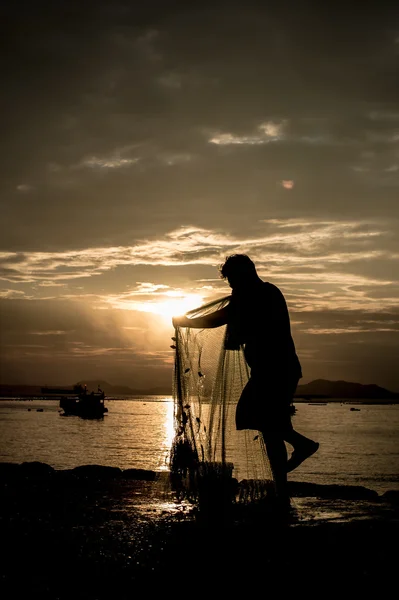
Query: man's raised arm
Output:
[[172, 306, 229, 329]]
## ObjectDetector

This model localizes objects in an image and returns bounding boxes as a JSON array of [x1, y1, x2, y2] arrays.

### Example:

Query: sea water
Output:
[[0, 397, 398, 494]]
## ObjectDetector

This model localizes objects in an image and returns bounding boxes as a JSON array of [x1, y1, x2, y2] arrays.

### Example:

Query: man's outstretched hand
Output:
[[172, 315, 189, 328]]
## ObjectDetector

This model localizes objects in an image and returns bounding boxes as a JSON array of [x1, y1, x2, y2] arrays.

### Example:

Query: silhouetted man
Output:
[[173, 254, 319, 507]]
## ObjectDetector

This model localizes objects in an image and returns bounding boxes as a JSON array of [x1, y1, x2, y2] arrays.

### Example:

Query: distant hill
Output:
[[81, 381, 173, 396], [0, 378, 398, 400], [0, 380, 173, 398], [0, 384, 43, 397], [295, 379, 399, 401]]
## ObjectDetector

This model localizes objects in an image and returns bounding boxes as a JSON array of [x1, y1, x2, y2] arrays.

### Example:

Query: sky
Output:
[[1, 1, 398, 391]]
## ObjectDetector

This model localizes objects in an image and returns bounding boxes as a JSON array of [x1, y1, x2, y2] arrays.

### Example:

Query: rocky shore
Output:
[[1, 462, 398, 598]]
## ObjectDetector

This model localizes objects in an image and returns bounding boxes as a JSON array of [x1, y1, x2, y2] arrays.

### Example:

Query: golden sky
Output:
[[1, 2, 398, 391]]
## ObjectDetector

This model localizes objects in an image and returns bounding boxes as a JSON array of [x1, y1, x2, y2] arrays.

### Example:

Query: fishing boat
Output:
[[41, 384, 108, 419]]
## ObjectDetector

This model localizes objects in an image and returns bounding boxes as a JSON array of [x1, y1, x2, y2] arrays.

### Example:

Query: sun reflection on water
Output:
[[159, 397, 175, 472]]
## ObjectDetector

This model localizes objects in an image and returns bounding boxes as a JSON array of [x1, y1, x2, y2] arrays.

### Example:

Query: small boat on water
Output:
[[41, 384, 108, 419]]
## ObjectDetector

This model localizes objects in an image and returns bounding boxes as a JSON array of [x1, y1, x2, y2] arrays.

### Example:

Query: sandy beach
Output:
[[1, 461, 398, 598]]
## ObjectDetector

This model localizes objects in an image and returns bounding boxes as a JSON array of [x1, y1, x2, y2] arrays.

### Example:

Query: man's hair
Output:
[[219, 254, 257, 279]]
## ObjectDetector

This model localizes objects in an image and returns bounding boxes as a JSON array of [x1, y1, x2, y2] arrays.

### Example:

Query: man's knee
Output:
[[261, 431, 284, 445]]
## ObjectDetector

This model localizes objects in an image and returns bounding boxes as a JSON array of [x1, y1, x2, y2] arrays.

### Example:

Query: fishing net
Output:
[[169, 295, 275, 515]]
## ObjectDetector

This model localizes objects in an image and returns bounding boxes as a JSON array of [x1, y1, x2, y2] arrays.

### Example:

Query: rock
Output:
[[122, 468, 157, 481], [0, 462, 21, 479], [72, 464, 123, 479], [381, 490, 399, 505], [19, 461, 55, 477], [288, 481, 379, 500]]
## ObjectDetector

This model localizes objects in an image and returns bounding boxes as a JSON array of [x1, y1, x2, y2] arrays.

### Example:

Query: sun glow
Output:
[[136, 293, 204, 320]]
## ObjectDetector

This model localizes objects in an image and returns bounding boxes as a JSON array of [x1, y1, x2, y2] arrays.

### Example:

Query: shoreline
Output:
[[1, 459, 398, 498], [1, 395, 398, 403], [1, 461, 398, 596]]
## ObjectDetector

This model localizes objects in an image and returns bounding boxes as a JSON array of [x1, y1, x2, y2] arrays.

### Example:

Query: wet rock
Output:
[[288, 481, 379, 500], [72, 464, 123, 479], [0, 462, 21, 479], [122, 468, 157, 481], [381, 490, 399, 505], [19, 461, 55, 478], [53, 469, 79, 483]]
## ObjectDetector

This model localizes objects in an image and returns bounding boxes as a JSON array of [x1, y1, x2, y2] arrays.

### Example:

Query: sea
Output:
[[0, 396, 398, 495]]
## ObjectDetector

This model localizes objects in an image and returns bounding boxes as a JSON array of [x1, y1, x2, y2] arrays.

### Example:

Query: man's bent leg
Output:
[[285, 430, 319, 473], [262, 432, 290, 505]]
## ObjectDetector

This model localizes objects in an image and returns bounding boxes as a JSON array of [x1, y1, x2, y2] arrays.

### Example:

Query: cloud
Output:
[[16, 184, 34, 192], [0, 289, 26, 299], [157, 69, 219, 91], [157, 72, 182, 89], [1, 219, 397, 317], [0, 297, 175, 387], [1, 2, 399, 389], [368, 110, 399, 121], [1, 219, 396, 280], [134, 29, 162, 63], [29, 330, 69, 336], [209, 120, 286, 145], [281, 180, 294, 189], [258, 121, 286, 138], [157, 152, 193, 166], [79, 156, 140, 169], [305, 327, 398, 334], [209, 133, 265, 146]]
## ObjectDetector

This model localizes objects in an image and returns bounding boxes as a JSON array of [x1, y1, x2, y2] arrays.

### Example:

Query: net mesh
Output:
[[169, 295, 275, 512]]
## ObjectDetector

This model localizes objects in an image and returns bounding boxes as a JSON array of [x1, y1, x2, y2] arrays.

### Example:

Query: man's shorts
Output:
[[235, 374, 298, 435]]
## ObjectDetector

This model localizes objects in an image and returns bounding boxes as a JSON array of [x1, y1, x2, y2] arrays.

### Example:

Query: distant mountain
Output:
[[59, 378, 399, 399], [295, 379, 399, 401], [0, 381, 173, 398], [1, 378, 398, 401], [81, 381, 172, 396], [0, 384, 43, 397], [82, 380, 139, 395]]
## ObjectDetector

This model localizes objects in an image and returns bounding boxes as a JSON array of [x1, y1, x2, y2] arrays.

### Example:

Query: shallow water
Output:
[[0, 397, 398, 494]]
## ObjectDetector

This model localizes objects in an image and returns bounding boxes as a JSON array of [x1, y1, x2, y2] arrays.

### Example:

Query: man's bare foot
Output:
[[286, 441, 319, 473]]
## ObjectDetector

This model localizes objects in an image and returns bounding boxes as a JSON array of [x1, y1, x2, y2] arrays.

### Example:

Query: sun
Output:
[[151, 293, 204, 319], [132, 292, 204, 321]]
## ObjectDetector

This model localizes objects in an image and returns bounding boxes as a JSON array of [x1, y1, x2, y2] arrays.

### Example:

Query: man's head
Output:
[[219, 254, 258, 289]]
